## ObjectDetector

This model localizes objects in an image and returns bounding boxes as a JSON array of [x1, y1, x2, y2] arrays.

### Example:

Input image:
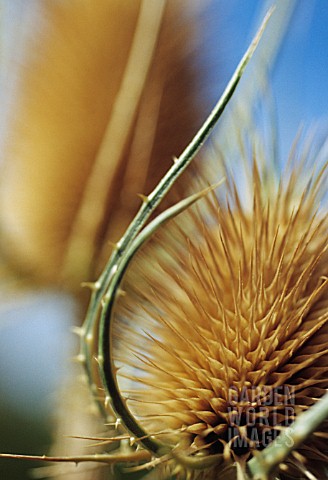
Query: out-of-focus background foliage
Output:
[[0, 1, 327, 479]]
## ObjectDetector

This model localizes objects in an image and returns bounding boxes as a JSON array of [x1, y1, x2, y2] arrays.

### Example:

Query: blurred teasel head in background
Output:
[[0, 0, 213, 290]]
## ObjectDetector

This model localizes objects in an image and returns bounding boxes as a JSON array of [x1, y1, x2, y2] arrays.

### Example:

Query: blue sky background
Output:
[[219, 1, 328, 159]]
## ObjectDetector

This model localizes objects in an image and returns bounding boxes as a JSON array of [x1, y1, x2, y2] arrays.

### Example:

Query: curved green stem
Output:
[[99, 182, 224, 454]]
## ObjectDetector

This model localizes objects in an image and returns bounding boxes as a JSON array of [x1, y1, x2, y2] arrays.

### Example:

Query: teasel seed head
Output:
[[111, 141, 328, 478]]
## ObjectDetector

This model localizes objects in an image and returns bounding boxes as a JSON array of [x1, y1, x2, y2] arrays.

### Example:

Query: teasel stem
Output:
[[80, 6, 274, 420], [247, 392, 328, 479], [0, 450, 151, 465]]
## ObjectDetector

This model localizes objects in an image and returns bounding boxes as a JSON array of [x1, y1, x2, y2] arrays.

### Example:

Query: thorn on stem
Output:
[[137, 193, 149, 203], [81, 281, 101, 291]]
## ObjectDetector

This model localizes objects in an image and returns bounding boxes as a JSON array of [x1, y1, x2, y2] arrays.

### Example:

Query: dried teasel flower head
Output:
[[108, 130, 328, 479]]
